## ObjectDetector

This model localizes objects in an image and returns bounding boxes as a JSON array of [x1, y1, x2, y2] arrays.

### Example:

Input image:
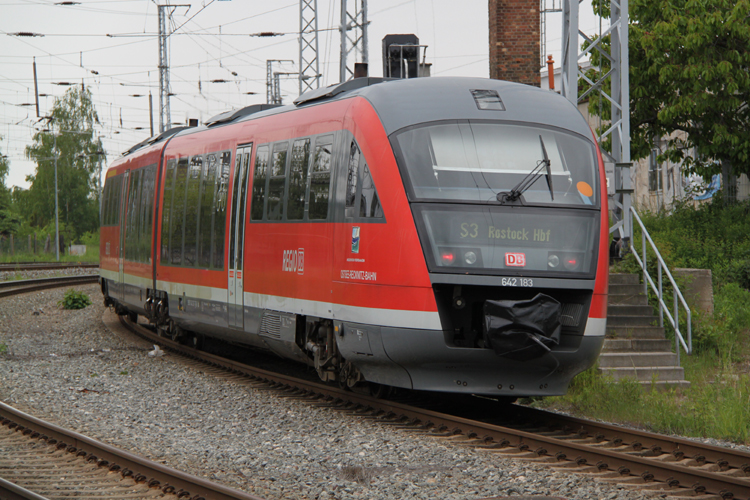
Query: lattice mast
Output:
[[158, 4, 171, 133], [339, 0, 368, 83], [299, 0, 321, 95]]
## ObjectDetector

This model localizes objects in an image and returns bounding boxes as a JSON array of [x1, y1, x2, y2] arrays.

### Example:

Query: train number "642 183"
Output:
[[501, 277, 534, 287]]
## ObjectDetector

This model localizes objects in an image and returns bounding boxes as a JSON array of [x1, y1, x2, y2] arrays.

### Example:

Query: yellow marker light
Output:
[[577, 181, 594, 197]]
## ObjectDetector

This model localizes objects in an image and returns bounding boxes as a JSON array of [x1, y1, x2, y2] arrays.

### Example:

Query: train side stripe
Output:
[[104, 270, 604, 336], [244, 291, 443, 330]]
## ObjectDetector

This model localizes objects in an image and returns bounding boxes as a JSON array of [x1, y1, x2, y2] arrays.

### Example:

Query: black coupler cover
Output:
[[483, 293, 562, 361]]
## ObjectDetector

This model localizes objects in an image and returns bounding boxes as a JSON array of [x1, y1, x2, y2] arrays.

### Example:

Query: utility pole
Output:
[[267, 60, 293, 104], [339, 0, 368, 83], [299, 0, 320, 95], [33, 57, 40, 118], [158, 4, 171, 133], [273, 72, 300, 105], [148, 92, 154, 137], [157, 4, 189, 133], [53, 132, 59, 262], [540, 0, 562, 69]]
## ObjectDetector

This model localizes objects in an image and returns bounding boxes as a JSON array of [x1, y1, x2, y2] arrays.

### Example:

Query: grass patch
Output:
[[0, 248, 99, 264], [540, 362, 750, 444]]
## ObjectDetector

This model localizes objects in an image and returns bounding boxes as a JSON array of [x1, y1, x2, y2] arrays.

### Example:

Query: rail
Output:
[[628, 207, 692, 362]]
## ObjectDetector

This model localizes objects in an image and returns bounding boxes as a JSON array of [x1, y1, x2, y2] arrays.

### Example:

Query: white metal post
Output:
[[53, 133, 59, 262]]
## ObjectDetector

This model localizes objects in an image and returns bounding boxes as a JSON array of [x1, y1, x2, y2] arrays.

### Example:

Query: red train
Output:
[[100, 76, 608, 396]]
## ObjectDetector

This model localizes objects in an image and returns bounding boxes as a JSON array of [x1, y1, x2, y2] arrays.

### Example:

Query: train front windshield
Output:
[[392, 121, 601, 278], [394, 121, 599, 206]]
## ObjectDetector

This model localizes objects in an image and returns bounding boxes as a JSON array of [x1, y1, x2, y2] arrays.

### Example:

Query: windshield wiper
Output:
[[497, 135, 555, 204]]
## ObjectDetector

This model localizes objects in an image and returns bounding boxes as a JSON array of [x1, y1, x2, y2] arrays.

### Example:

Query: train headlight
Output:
[[548, 254, 560, 268], [441, 251, 455, 264], [564, 255, 580, 271], [464, 251, 477, 265]]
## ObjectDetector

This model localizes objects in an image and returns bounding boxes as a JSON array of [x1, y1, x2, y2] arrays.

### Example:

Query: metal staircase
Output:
[[600, 273, 690, 389]]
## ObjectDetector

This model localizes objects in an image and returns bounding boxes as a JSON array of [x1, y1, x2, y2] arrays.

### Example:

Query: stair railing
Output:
[[628, 208, 692, 363]]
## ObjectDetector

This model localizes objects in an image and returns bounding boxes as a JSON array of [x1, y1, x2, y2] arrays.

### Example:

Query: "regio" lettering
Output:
[[282, 249, 305, 275]]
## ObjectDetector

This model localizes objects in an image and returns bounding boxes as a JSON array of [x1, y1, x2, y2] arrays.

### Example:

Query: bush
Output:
[[58, 289, 92, 310], [79, 230, 99, 247]]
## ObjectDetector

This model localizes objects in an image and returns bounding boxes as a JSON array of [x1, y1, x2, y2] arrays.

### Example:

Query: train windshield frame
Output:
[[391, 120, 600, 208]]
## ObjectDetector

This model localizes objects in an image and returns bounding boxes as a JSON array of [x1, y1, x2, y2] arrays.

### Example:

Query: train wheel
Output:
[[170, 325, 185, 343], [368, 383, 392, 399], [187, 332, 203, 350], [127, 311, 138, 324], [338, 360, 364, 390]]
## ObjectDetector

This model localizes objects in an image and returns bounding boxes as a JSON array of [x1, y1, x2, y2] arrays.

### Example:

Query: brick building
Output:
[[489, 0, 540, 87]]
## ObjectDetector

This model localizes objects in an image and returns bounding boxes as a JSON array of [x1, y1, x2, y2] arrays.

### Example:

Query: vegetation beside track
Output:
[[0, 230, 99, 263], [535, 200, 750, 444]]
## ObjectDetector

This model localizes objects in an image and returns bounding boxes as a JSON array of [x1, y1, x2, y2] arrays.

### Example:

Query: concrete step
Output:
[[600, 366, 686, 382], [609, 273, 640, 285], [598, 352, 679, 368], [609, 283, 646, 296], [607, 326, 667, 339], [607, 315, 658, 327], [608, 304, 654, 317], [643, 380, 692, 390], [608, 294, 648, 306], [602, 338, 673, 352]]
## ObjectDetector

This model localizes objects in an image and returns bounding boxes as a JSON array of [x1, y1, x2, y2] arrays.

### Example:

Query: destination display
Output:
[[414, 205, 598, 276]]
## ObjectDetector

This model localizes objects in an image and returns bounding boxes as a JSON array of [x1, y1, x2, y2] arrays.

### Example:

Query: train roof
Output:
[[226, 77, 591, 139], [332, 77, 593, 139], [120, 77, 592, 158]]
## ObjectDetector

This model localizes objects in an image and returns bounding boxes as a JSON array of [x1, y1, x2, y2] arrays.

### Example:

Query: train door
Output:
[[227, 144, 253, 329], [117, 170, 129, 301]]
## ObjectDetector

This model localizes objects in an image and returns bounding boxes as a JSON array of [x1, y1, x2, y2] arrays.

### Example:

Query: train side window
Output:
[[160, 159, 176, 263], [183, 155, 203, 267], [124, 169, 142, 261], [141, 165, 157, 263], [308, 136, 333, 220], [100, 182, 108, 226], [106, 175, 121, 227], [104, 177, 112, 226], [213, 151, 231, 270], [110, 177, 121, 226], [345, 141, 360, 218], [267, 142, 289, 221], [169, 158, 189, 265], [198, 154, 217, 268], [250, 146, 269, 221], [359, 162, 383, 219], [286, 139, 310, 221]]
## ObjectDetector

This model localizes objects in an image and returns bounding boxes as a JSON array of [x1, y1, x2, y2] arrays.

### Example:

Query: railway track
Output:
[[0, 275, 99, 299], [0, 401, 265, 500], [0, 262, 98, 272], [117, 315, 750, 500]]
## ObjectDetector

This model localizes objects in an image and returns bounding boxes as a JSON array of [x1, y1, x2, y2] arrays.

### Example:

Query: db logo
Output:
[[505, 252, 526, 267]]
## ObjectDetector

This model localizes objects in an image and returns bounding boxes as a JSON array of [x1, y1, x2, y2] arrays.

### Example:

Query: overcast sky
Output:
[[0, 0, 605, 190]]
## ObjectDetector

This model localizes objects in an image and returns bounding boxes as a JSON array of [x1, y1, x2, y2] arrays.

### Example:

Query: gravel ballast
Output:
[[0, 284, 655, 500]]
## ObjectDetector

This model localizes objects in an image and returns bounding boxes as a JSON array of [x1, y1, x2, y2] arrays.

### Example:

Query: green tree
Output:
[[585, 0, 750, 195], [0, 137, 21, 236], [24, 85, 105, 240]]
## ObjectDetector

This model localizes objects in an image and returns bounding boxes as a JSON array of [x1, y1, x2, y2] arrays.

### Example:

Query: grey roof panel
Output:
[[347, 77, 594, 139]]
